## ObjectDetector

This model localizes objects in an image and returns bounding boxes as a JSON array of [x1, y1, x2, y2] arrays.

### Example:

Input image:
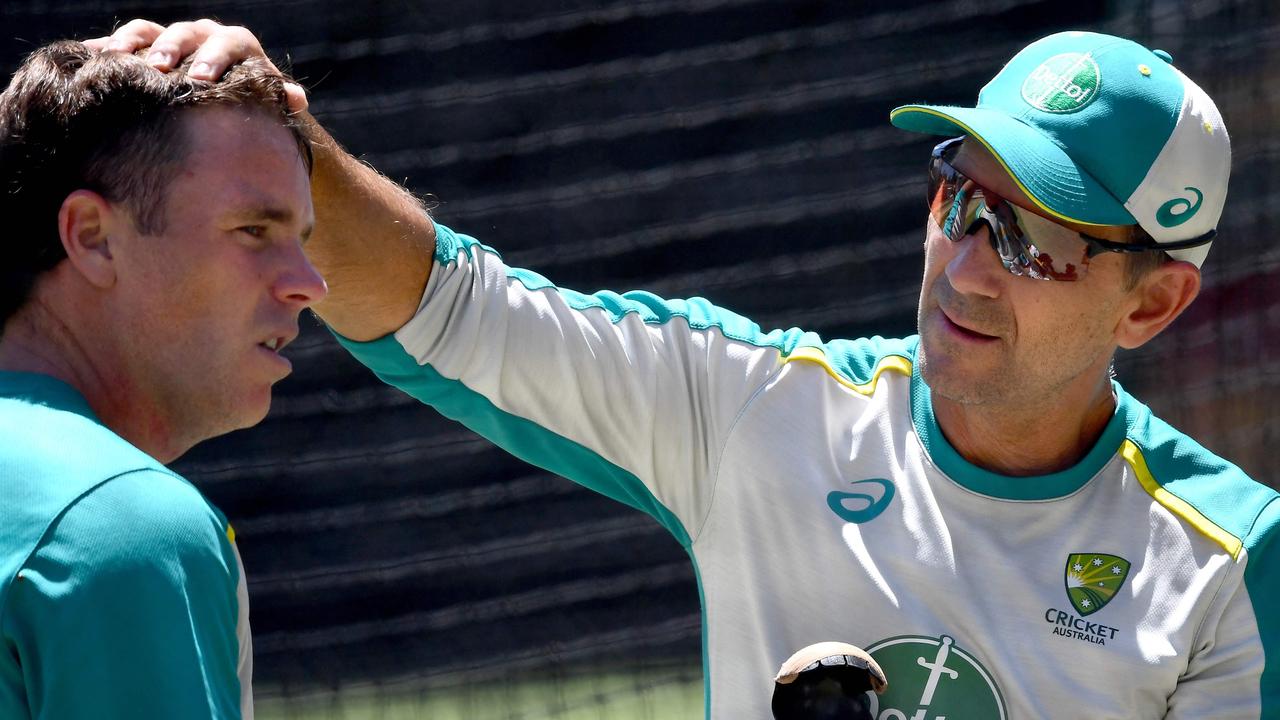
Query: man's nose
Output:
[[944, 223, 1004, 299], [275, 242, 329, 308]]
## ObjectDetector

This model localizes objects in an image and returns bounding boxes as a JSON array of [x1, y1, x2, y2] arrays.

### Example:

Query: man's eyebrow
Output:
[[230, 204, 315, 241], [234, 205, 296, 224]]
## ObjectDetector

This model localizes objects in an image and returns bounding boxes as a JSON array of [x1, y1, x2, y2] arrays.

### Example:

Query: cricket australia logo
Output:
[[1065, 552, 1130, 616], [1044, 553, 1130, 647], [1021, 52, 1101, 113], [864, 635, 1007, 720]]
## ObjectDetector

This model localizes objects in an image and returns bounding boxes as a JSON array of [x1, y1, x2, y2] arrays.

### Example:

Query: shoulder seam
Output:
[[783, 346, 913, 394], [1120, 439, 1243, 559], [1244, 496, 1280, 549], [691, 340, 793, 546], [525, 281, 794, 351]]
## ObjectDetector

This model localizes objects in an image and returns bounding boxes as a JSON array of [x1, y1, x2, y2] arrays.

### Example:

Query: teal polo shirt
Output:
[[0, 372, 245, 719]]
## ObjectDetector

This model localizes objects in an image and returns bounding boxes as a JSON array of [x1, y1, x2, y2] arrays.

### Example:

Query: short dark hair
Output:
[[1121, 225, 1172, 290], [0, 41, 309, 331]]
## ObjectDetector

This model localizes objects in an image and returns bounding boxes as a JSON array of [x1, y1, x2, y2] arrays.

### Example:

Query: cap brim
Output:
[[890, 104, 1136, 227]]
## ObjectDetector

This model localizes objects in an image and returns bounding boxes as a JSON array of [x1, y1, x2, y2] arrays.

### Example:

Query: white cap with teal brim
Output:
[[890, 31, 1230, 267]]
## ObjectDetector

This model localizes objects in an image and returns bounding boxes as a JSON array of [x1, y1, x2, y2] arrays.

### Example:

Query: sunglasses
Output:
[[927, 138, 1210, 281]]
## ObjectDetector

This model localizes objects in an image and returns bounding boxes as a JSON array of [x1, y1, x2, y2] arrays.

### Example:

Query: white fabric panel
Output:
[[1166, 553, 1265, 719], [698, 364, 1262, 718], [379, 236, 1267, 719], [1125, 69, 1230, 266], [232, 540, 254, 720], [395, 245, 788, 538]]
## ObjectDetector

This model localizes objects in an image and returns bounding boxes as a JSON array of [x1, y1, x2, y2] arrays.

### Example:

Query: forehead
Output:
[[169, 107, 312, 217]]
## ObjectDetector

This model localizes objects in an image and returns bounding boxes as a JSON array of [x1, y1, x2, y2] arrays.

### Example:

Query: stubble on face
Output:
[[916, 224, 1123, 410], [917, 269, 1013, 405], [107, 107, 316, 458]]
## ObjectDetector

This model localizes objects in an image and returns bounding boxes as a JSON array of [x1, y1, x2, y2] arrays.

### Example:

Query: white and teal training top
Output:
[[0, 372, 253, 719], [338, 222, 1279, 720]]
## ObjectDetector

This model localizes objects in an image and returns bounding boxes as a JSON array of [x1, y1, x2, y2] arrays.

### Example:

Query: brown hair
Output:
[[1121, 225, 1172, 290], [0, 41, 309, 330]]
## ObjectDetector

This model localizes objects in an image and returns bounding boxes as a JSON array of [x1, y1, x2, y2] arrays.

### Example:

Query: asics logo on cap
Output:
[[1156, 187, 1204, 228], [1021, 53, 1101, 113]]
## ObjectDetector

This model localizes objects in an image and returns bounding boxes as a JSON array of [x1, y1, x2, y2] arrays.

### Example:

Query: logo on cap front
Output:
[[1021, 53, 1101, 113]]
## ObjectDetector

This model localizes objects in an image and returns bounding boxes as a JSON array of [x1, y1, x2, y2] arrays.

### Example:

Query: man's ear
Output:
[[1116, 261, 1201, 350], [57, 190, 120, 289]]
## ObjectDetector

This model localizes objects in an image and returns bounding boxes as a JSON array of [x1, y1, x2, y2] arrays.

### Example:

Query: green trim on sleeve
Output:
[[336, 333, 694, 547], [432, 221, 467, 264], [348, 222, 841, 543], [1095, 385, 1279, 714], [684, 547, 711, 719], [438, 222, 823, 351], [817, 335, 920, 386], [1120, 388, 1278, 545]]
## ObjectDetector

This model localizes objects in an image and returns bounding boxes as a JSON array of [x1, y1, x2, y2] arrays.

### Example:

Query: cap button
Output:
[[1152, 49, 1174, 64]]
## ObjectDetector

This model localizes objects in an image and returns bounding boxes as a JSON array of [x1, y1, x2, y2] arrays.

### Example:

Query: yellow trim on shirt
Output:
[[226, 524, 236, 544], [785, 347, 913, 396], [1121, 440, 1242, 560]]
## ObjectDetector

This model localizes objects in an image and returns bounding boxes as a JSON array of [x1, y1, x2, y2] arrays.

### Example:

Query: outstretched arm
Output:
[[89, 20, 437, 340], [300, 116, 436, 340], [88, 20, 801, 548]]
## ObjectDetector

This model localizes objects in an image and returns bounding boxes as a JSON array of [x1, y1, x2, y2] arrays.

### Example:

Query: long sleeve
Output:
[[335, 221, 822, 545]]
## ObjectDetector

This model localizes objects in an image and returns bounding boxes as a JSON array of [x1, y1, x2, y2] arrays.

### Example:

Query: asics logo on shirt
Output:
[[827, 478, 896, 523]]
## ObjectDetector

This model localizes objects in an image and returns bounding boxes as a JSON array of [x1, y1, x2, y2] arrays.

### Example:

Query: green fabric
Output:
[[0, 372, 241, 719], [891, 31, 1185, 226], [818, 335, 919, 384], [974, 31, 1183, 199], [1126, 396, 1280, 714], [338, 332, 694, 546], [1122, 395, 1277, 541], [443, 223, 823, 351], [686, 547, 710, 720], [1242, 499, 1280, 717]]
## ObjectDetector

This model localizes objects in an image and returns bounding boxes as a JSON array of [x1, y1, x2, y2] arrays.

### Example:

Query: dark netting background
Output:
[[3, 1, 1277, 717]]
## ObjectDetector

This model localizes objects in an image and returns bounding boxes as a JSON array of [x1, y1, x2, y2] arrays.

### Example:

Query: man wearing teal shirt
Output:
[[0, 35, 326, 718]]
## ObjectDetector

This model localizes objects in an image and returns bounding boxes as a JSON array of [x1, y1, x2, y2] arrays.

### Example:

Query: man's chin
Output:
[[212, 386, 274, 436], [917, 337, 1001, 406]]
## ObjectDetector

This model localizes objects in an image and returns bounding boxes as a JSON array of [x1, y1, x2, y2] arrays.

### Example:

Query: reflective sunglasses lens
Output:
[[927, 143, 1089, 281], [927, 143, 964, 235], [1001, 204, 1091, 281]]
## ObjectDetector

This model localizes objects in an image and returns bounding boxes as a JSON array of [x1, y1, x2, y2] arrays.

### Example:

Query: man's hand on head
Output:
[[84, 19, 308, 113], [84, 18, 436, 341]]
